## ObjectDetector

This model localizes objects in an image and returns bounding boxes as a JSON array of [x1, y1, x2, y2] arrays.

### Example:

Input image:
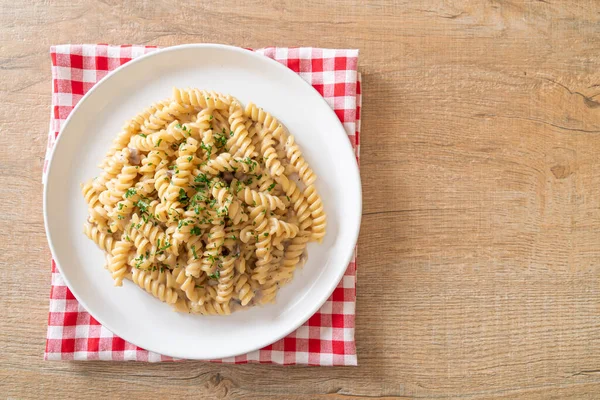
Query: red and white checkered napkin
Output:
[[43, 45, 361, 365]]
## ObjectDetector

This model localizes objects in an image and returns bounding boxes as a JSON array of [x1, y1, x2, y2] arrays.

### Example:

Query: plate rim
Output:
[[43, 43, 362, 359]]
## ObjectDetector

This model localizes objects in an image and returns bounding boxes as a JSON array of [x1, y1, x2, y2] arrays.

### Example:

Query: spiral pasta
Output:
[[82, 88, 326, 314], [131, 268, 179, 304], [108, 239, 132, 286]]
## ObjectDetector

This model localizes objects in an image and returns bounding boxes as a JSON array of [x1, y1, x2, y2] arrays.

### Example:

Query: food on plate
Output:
[[81, 88, 326, 315]]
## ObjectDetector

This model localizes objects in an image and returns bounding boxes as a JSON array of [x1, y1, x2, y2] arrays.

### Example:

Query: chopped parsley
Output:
[[124, 188, 137, 198], [190, 226, 201, 236], [267, 182, 276, 191], [134, 199, 149, 213], [138, 133, 147, 138], [155, 138, 163, 147], [208, 271, 220, 280], [178, 188, 189, 204], [240, 157, 257, 172], [155, 239, 172, 255], [213, 180, 226, 189], [191, 245, 198, 259], [234, 180, 244, 194], [214, 132, 227, 148], [200, 142, 212, 158], [194, 173, 211, 189]]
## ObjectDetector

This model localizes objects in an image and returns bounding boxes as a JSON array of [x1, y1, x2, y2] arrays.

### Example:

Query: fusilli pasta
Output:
[[82, 88, 326, 314]]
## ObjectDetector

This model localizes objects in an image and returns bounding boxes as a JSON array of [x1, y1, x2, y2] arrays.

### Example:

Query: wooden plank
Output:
[[1, 0, 600, 398]]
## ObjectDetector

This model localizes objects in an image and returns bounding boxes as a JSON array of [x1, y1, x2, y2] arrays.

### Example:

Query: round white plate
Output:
[[44, 44, 361, 360]]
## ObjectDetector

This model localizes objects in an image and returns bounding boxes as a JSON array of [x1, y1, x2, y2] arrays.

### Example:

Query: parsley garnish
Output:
[[235, 181, 244, 194], [200, 142, 212, 158], [134, 199, 149, 213], [178, 188, 189, 203], [194, 172, 211, 186], [190, 226, 201, 236], [155, 138, 163, 147], [191, 245, 198, 259], [267, 183, 276, 191], [240, 157, 257, 172], [125, 188, 137, 198], [155, 239, 172, 255], [208, 271, 220, 280], [139, 133, 147, 138], [214, 133, 227, 148]]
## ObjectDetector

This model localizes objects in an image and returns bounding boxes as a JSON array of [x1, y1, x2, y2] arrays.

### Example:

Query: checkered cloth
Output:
[[43, 45, 361, 365]]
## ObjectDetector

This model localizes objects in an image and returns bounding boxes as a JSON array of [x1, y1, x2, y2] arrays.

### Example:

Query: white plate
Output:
[[44, 44, 361, 360]]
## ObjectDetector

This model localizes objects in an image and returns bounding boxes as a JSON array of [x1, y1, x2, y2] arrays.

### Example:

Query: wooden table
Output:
[[2, 1, 600, 398]]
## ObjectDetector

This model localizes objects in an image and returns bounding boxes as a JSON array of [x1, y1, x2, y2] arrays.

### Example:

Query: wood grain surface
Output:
[[1, 0, 600, 398]]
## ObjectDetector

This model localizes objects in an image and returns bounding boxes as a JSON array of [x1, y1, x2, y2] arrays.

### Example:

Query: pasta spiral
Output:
[[285, 135, 316, 186], [215, 256, 236, 304], [82, 89, 326, 314], [234, 273, 255, 306], [131, 268, 179, 304], [236, 186, 285, 211], [227, 101, 257, 159], [244, 102, 286, 141], [140, 100, 182, 134], [305, 184, 326, 242], [99, 100, 166, 168], [172, 88, 231, 111], [108, 239, 132, 286], [84, 221, 115, 253]]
